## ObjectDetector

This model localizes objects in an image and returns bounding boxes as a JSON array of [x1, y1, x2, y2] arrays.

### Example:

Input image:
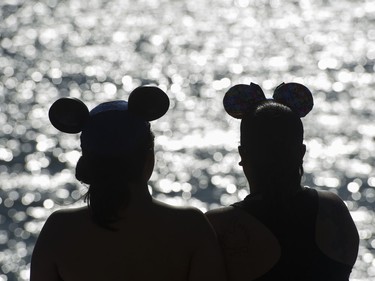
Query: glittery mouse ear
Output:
[[223, 83, 266, 119], [273, 82, 313, 118], [49, 97, 89, 133], [128, 86, 170, 121]]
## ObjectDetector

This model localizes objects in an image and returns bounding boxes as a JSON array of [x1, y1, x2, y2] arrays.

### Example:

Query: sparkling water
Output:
[[0, 0, 374, 280]]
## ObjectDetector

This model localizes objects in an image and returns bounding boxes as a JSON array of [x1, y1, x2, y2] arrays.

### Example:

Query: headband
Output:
[[223, 82, 313, 119], [49, 86, 170, 157]]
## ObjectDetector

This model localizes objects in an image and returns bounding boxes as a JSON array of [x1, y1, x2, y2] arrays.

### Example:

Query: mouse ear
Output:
[[223, 83, 266, 119], [128, 86, 170, 121], [273, 82, 314, 117], [49, 97, 89, 133]]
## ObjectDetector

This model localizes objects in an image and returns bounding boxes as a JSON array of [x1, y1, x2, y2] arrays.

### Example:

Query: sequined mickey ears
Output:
[[223, 83, 266, 119], [49, 86, 170, 134], [223, 82, 313, 119], [273, 82, 313, 117]]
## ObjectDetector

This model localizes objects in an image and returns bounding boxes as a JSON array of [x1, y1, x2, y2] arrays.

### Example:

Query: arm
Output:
[[30, 212, 64, 281], [188, 210, 227, 281], [316, 191, 359, 266]]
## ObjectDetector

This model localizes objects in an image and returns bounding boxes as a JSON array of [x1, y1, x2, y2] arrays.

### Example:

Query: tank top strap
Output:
[[231, 187, 319, 236]]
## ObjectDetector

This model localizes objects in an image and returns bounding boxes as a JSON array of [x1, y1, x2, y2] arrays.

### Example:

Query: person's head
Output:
[[224, 82, 313, 201], [49, 86, 169, 228], [75, 100, 155, 186], [239, 100, 306, 188]]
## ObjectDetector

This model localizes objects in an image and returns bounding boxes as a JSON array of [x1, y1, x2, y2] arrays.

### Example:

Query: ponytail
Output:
[[75, 132, 153, 230]]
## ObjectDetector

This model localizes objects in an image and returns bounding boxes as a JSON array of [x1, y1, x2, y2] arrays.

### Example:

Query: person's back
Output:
[[31, 86, 226, 281], [207, 188, 358, 281], [206, 82, 359, 281], [33, 200, 223, 281]]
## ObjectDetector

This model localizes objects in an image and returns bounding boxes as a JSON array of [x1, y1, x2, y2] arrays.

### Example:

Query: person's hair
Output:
[[75, 131, 154, 229], [240, 100, 304, 206]]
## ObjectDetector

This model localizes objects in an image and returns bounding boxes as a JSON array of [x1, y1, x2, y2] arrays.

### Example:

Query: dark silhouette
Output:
[[206, 82, 359, 281], [31, 86, 226, 281]]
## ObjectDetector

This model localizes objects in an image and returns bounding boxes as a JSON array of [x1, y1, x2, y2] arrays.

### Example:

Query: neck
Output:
[[127, 181, 153, 207], [247, 178, 263, 195], [247, 175, 303, 196]]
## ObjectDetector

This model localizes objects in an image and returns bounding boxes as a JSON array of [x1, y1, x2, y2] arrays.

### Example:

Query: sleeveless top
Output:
[[231, 187, 352, 281]]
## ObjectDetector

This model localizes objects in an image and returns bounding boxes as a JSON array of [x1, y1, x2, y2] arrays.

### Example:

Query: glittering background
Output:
[[0, 0, 375, 280]]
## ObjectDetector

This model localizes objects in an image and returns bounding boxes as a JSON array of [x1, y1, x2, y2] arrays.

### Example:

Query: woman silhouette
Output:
[[206, 82, 358, 281], [31, 86, 226, 281]]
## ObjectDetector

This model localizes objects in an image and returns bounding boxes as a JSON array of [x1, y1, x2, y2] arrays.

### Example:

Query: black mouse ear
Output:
[[49, 97, 89, 133], [273, 82, 314, 117], [128, 86, 170, 121], [223, 83, 266, 119]]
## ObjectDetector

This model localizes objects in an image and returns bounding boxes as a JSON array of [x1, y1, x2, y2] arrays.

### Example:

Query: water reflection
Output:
[[1, 0, 375, 280]]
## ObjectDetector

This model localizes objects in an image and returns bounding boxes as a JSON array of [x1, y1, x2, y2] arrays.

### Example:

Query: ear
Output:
[[223, 83, 266, 119], [128, 86, 170, 121], [49, 97, 89, 133], [238, 146, 244, 166], [273, 82, 313, 117], [301, 143, 306, 159]]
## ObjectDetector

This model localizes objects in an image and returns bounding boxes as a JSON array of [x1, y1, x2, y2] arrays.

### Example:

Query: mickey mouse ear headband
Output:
[[223, 82, 313, 119], [49, 86, 170, 134], [128, 86, 170, 121]]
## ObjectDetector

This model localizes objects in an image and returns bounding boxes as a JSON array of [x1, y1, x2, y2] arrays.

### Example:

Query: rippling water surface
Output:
[[0, 0, 375, 280]]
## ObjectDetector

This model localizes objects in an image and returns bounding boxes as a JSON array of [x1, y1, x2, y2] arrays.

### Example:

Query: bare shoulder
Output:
[[36, 206, 92, 246], [206, 206, 280, 281], [152, 199, 214, 234], [206, 206, 272, 233], [316, 190, 359, 266], [206, 206, 239, 230], [30, 207, 89, 281], [316, 190, 355, 226], [316, 190, 356, 226], [47, 206, 89, 220], [153, 199, 205, 218], [206, 205, 279, 246], [317, 190, 347, 208], [206, 206, 236, 218], [43, 207, 89, 229]]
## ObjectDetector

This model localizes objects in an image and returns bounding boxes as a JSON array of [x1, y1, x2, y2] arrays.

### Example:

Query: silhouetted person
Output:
[[206, 83, 358, 281], [31, 86, 226, 281]]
